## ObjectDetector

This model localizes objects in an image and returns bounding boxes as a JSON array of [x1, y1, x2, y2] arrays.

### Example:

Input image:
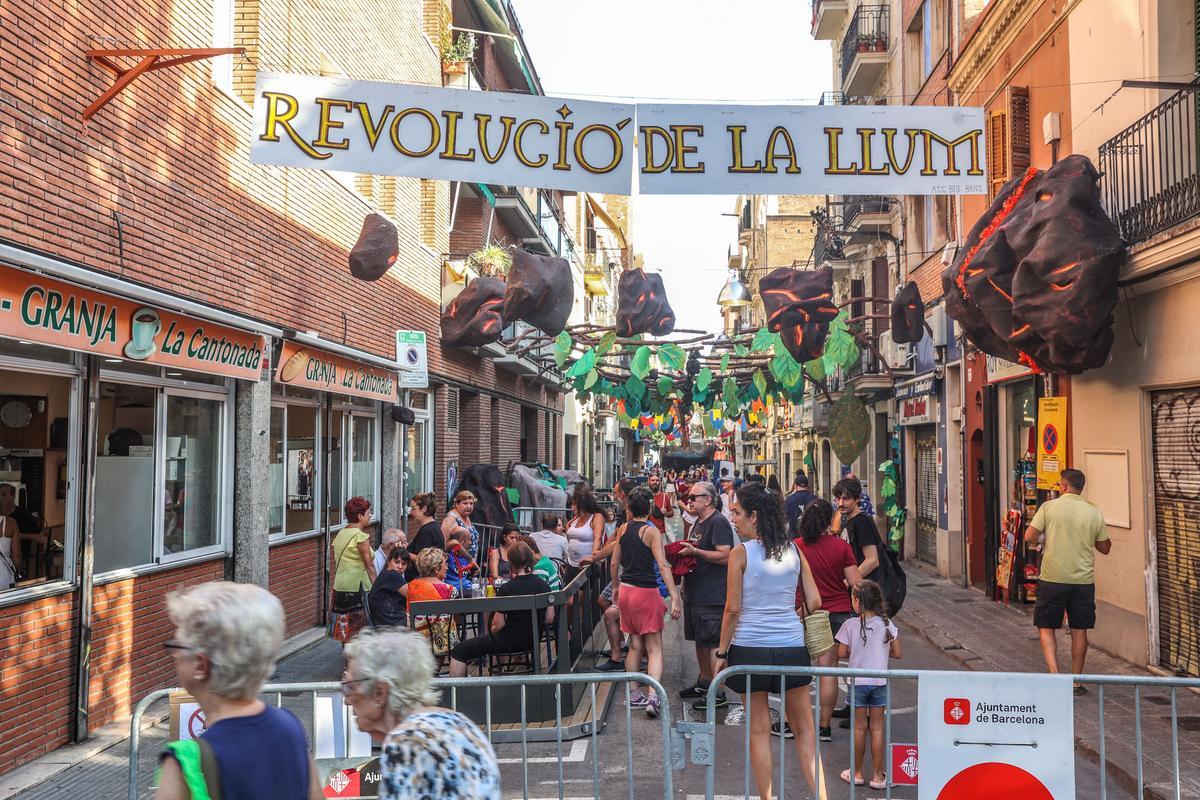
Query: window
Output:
[[921, 1, 933, 80], [93, 379, 230, 574], [402, 390, 433, 513], [325, 407, 379, 529], [987, 86, 1031, 199], [269, 402, 319, 539]]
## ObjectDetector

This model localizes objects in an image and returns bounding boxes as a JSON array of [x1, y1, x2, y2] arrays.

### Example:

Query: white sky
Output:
[[514, 0, 833, 332]]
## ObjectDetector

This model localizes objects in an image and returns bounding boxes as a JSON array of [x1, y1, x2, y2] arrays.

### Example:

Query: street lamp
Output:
[[717, 269, 751, 308]]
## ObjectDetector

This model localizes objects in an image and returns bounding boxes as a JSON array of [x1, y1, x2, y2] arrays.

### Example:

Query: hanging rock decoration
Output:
[[348, 213, 399, 281], [779, 320, 829, 363], [759, 266, 839, 333], [440, 277, 507, 348], [891, 281, 926, 344], [503, 248, 574, 335], [616, 268, 676, 337], [828, 393, 872, 464], [942, 154, 1126, 374]]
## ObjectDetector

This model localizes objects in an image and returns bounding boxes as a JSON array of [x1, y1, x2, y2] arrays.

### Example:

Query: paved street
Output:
[[11, 562, 1182, 799]]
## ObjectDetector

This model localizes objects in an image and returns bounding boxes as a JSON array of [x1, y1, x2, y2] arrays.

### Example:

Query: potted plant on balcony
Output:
[[857, 36, 871, 53], [440, 31, 476, 76], [467, 244, 512, 278], [872, 33, 887, 51]]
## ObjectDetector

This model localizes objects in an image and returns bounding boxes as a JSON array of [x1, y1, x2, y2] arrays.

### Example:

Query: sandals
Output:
[[869, 777, 890, 790], [840, 769, 865, 786]]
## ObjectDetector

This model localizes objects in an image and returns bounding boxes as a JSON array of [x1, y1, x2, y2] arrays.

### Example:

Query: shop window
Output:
[[0, 339, 76, 364], [325, 408, 379, 529], [350, 414, 376, 503], [326, 409, 345, 528], [269, 403, 319, 538], [93, 381, 229, 575]]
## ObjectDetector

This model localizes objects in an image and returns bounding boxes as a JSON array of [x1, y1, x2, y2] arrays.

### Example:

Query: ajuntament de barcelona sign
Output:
[[250, 72, 987, 196]]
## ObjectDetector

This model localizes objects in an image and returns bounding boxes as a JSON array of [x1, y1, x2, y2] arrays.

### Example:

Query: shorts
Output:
[[1033, 581, 1096, 630], [725, 645, 812, 693], [684, 604, 724, 647], [600, 581, 615, 604], [617, 584, 667, 635], [828, 611, 855, 643], [449, 630, 532, 663], [852, 684, 888, 708]]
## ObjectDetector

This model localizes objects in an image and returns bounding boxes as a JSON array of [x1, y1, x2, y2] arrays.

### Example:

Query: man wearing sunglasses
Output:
[[676, 481, 735, 708]]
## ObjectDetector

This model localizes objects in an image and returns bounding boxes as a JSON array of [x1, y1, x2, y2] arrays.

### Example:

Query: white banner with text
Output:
[[250, 72, 986, 196]]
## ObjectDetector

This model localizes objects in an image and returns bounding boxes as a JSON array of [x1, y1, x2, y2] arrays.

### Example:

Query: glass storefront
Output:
[[269, 400, 320, 538], [401, 390, 433, 514]]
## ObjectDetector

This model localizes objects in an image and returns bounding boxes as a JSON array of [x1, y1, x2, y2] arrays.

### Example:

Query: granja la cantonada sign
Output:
[[250, 72, 987, 196]]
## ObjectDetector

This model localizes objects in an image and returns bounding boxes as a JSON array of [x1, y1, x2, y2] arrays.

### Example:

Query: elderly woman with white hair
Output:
[[157, 581, 322, 800], [344, 629, 500, 799]]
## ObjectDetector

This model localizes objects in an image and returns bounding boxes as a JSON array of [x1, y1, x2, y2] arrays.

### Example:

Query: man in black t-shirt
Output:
[[448, 544, 552, 677], [833, 477, 882, 580], [783, 472, 817, 534], [676, 481, 736, 708]]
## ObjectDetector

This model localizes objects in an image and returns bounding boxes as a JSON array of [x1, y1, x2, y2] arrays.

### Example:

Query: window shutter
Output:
[[988, 110, 1009, 199], [446, 387, 460, 432], [1008, 85, 1031, 177], [872, 256, 890, 338], [851, 277, 865, 321]]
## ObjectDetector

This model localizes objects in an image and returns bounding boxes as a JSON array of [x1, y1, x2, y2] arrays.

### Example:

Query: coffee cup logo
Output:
[[124, 307, 161, 360]]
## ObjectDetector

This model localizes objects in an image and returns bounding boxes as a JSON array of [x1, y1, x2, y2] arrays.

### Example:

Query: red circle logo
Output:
[[937, 762, 1054, 799]]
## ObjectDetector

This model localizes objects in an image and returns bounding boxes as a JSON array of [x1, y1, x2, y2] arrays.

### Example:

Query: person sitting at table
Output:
[[445, 530, 480, 595], [448, 544, 553, 677], [401, 548, 459, 663], [367, 546, 410, 628], [522, 535, 563, 592], [488, 523, 523, 581]]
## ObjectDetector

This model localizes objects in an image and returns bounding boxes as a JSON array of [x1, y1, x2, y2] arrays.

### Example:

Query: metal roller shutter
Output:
[[1151, 389, 1200, 677], [916, 433, 938, 565]]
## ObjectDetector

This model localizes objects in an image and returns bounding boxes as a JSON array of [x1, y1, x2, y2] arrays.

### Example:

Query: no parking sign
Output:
[[1037, 397, 1067, 490], [918, 672, 1074, 799]]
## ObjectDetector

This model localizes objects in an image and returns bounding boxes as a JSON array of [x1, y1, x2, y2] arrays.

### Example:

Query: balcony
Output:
[[843, 349, 896, 392], [819, 91, 887, 106], [492, 188, 561, 256], [1099, 86, 1200, 244], [496, 321, 553, 377], [583, 254, 612, 296], [842, 195, 896, 234], [811, 0, 849, 40], [840, 5, 889, 97]]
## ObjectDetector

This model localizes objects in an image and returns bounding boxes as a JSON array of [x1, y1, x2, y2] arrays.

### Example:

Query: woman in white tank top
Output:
[[564, 483, 606, 572], [715, 482, 826, 800]]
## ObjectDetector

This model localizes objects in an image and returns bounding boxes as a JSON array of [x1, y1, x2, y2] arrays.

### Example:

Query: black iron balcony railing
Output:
[[819, 90, 888, 106], [840, 195, 893, 229], [840, 5, 889, 84], [1098, 86, 1200, 244]]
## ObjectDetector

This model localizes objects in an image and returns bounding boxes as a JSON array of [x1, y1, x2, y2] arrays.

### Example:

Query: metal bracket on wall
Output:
[[83, 48, 245, 121]]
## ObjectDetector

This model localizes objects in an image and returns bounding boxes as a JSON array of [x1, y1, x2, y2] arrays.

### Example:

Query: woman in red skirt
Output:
[[611, 486, 682, 718]]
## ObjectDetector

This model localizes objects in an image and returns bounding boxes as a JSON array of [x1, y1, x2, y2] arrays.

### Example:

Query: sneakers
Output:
[[819, 726, 833, 742], [691, 692, 727, 711], [628, 692, 651, 709], [770, 720, 794, 739], [646, 695, 661, 718], [595, 659, 625, 672], [679, 681, 709, 699]]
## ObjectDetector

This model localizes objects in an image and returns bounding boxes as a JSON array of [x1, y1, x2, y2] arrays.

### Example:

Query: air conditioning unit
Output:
[[879, 332, 914, 371], [929, 304, 948, 347]]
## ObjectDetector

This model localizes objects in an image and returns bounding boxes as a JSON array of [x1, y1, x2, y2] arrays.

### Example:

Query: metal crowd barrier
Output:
[[680, 664, 1200, 800], [512, 506, 572, 532], [127, 671, 675, 800]]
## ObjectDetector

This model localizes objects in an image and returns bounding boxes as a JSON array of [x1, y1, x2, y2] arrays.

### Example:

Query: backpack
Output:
[[161, 738, 223, 799], [872, 527, 907, 616]]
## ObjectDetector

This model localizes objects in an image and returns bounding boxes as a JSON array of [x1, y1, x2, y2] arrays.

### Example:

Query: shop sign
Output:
[[276, 340, 397, 402], [895, 374, 937, 401], [918, 671, 1074, 799], [1037, 397, 1067, 490], [0, 264, 266, 379], [900, 395, 937, 425], [249, 72, 986, 196], [986, 354, 1034, 383], [395, 330, 428, 389]]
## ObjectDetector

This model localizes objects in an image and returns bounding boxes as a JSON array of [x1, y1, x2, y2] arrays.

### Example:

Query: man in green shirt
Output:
[[1024, 469, 1112, 691]]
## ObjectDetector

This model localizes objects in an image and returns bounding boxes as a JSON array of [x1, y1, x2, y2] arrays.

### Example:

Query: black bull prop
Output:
[[942, 154, 1127, 374]]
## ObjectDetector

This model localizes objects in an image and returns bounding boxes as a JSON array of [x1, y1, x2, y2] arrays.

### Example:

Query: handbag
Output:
[[161, 737, 223, 800]]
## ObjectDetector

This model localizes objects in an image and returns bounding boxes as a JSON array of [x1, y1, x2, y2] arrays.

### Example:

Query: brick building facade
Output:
[[0, 0, 561, 774]]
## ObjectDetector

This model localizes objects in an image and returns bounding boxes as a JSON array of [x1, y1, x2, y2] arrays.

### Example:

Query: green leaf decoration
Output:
[[564, 348, 595, 378], [828, 394, 872, 463], [805, 358, 825, 382], [881, 476, 897, 498], [658, 343, 687, 372], [723, 377, 740, 416], [625, 375, 646, 401], [631, 345, 652, 380], [770, 350, 803, 391], [753, 369, 768, 399], [584, 369, 599, 389], [720, 353, 730, 373], [696, 367, 714, 393], [877, 459, 895, 475], [823, 329, 859, 372], [657, 376, 674, 398], [751, 327, 775, 353], [597, 331, 617, 356], [734, 344, 749, 357], [830, 309, 850, 334], [554, 331, 572, 368]]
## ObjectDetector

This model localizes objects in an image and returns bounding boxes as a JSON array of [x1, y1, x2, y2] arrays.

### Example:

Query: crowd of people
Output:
[[157, 465, 897, 799]]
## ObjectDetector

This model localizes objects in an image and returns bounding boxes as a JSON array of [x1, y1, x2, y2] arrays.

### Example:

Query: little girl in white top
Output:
[[834, 579, 902, 790]]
